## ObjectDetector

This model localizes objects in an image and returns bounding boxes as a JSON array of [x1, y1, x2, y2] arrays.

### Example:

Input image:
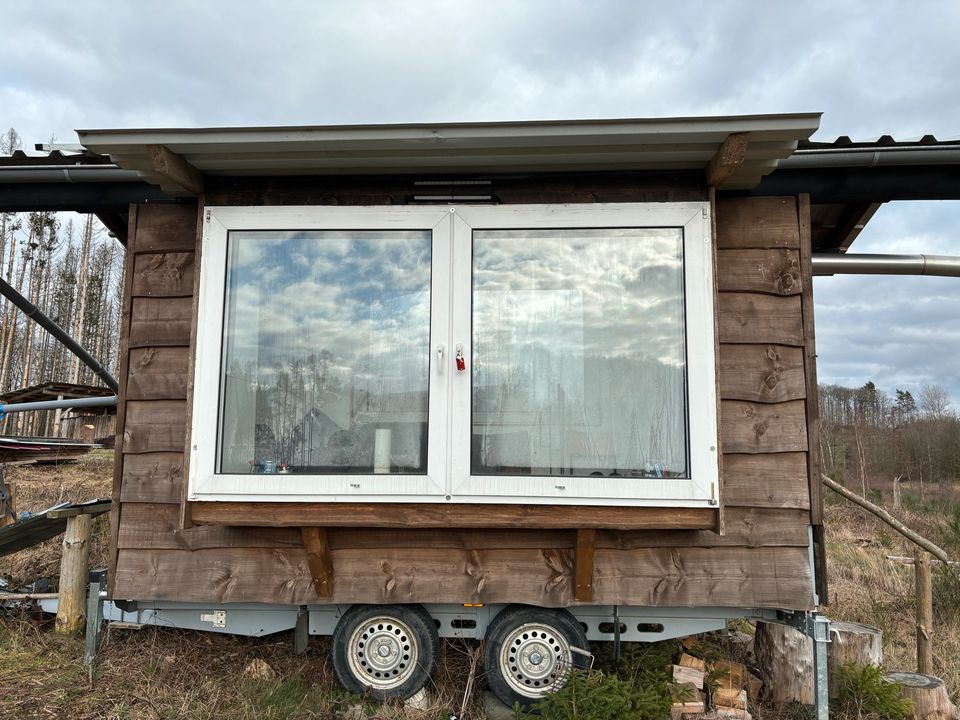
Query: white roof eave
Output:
[[76, 113, 822, 195]]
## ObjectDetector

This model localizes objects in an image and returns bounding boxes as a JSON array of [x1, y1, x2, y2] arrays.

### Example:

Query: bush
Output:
[[832, 663, 912, 720], [533, 641, 679, 720]]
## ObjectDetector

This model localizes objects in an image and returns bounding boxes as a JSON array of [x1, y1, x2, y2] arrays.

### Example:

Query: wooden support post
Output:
[[56, 514, 92, 635], [1, 482, 15, 527], [574, 528, 596, 602], [916, 549, 934, 674], [301, 527, 333, 599], [293, 605, 309, 655]]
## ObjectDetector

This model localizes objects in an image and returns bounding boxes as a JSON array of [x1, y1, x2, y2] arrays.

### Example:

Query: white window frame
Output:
[[188, 203, 719, 507]]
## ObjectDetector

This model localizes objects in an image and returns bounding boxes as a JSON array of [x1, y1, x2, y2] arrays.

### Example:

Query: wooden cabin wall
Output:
[[110, 190, 819, 611]]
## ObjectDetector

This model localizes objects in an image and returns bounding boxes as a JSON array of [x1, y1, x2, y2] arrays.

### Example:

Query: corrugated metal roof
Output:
[[77, 113, 822, 194]]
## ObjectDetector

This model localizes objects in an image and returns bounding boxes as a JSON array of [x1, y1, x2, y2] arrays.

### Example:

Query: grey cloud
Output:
[[3, 0, 959, 405]]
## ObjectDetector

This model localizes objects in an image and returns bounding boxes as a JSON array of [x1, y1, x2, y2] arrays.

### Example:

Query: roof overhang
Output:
[[77, 113, 822, 196]]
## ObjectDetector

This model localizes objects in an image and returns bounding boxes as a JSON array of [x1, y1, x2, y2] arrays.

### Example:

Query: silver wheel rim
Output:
[[498, 622, 572, 698], [346, 615, 419, 690]]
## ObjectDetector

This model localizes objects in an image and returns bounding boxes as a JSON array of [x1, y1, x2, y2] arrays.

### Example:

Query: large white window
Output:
[[189, 203, 718, 506]]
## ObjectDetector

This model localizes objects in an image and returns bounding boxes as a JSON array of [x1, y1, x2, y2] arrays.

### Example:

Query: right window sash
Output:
[[449, 203, 718, 506]]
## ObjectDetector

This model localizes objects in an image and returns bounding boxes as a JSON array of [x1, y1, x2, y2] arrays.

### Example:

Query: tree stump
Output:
[[828, 621, 883, 698], [55, 514, 91, 635], [885, 673, 960, 720], [756, 620, 885, 706], [755, 621, 814, 705]]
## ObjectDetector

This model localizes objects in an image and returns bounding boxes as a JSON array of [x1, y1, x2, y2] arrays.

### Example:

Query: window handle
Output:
[[437, 344, 445, 373]]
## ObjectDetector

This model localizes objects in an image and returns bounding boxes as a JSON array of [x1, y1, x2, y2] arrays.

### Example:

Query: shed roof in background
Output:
[[76, 113, 822, 194]]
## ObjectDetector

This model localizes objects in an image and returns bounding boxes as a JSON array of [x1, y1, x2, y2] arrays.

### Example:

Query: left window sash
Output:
[[189, 207, 453, 502]]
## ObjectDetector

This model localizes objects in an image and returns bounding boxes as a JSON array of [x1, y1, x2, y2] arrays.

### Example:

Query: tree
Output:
[[919, 383, 951, 420]]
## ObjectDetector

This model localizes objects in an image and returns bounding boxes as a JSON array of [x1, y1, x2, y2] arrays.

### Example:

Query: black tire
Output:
[[330, 604, 439, 701], [483, 604, 591, 711]]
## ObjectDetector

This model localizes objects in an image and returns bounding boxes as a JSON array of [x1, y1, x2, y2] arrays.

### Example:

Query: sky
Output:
[[2, 0, 959, 405]]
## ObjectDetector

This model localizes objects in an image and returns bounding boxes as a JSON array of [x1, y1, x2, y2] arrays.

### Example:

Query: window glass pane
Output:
[[218, 230, 431, 475], [472, 228, 687, 478]]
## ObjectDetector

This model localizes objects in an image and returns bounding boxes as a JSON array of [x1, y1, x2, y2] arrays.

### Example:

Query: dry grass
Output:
[[0, 450, 112, 588], [0, 611, 483, 719], [822, 483, 960, 705], [2, 453, 959, 717]]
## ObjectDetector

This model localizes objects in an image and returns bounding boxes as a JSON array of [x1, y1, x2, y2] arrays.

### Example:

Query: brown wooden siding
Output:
[[110, 193, 817, 610]]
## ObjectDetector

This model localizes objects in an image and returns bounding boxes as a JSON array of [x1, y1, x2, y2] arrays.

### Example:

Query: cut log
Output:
[[828, 621, 883, 698], [679, 653, 706, 672], [674, 663, 705, 689], [716, 709, 752, 720], [754, 621, 813, 705], [714, 659, 746, 690], [671, 699, 706, 719], [885, 673, 960, 720], [715, 688, 748, 710]]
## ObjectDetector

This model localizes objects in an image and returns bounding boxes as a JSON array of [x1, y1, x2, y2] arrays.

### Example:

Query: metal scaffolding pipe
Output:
[[812, 253, 960, 277], [0, 277, 119, 392], [0, 395, 117, 415]]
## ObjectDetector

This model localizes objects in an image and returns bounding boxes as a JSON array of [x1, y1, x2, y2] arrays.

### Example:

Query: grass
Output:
[[3, 454, 960, 717]]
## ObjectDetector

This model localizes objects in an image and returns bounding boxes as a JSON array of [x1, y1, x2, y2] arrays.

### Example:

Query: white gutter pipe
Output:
[[812, 253, 960, 277]]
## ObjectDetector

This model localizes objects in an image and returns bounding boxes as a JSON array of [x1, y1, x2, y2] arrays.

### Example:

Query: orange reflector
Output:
[[462, 603, 485, 608]]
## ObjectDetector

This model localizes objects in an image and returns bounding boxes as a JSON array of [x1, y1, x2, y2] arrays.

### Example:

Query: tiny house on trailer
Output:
[[76, 114, 829, 706]]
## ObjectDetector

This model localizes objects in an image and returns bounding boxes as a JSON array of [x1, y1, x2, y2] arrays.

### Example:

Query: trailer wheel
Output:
[[331, 604, 439, 700], [483, 605, 590, 710]]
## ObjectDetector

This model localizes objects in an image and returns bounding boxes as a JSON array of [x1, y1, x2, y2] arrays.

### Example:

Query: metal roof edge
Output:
[[76, 112, 823, 143]]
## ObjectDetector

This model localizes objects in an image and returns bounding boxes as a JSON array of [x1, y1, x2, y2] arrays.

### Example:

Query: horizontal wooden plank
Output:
[[133, 203, 198, 253], [722, 452, 810, 509], [126, 347, 190, 400], [716, 197, 799, 249], [721, 400, 808, 455], [117, 504, 807, 550], [119, 452, 184, 503], [717, 249, 801, 295], [189, 502, 716, 530], [718, 293, 804, 346], [719, 344, 805, 403], [113, 545, 813, 609], [128, 297, 193, 348], [131, 252, 195, 298], [122, 400, 187, 454]]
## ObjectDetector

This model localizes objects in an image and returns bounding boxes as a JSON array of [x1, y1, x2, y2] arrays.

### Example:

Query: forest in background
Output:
[[820, 379, 960, 494], [0, 128, 122, 434]]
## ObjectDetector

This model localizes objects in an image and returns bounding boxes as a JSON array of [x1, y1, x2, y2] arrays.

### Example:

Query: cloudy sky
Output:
[[3, 0, 959, 405]]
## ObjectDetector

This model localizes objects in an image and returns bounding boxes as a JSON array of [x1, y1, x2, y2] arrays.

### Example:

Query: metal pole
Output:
[[0, 396, 117, 415], [0, 277, 118, 392], [812, 253, 960, 278]]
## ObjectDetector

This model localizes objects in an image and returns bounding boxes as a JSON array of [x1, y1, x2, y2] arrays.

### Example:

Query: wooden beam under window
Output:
[[147, 144, 205, 196], [574, 528, 596, 602], [300, 526, 333, 599], [706, 133, 749, 187], [190, 502, 717, 531]]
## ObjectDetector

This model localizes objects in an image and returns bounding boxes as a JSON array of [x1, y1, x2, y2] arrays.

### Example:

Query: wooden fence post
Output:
[[56, 514, 92, 635], [915, 549, 934, 674]]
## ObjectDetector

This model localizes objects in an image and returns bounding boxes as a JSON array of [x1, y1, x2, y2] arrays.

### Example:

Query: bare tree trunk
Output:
[[69, 215, 93, 384], [0, 232, 31, 391], [854, 418, 868, 496]]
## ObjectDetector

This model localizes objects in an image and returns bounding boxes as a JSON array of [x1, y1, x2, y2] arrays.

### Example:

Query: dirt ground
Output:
[[2, 452, 959, 719]]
